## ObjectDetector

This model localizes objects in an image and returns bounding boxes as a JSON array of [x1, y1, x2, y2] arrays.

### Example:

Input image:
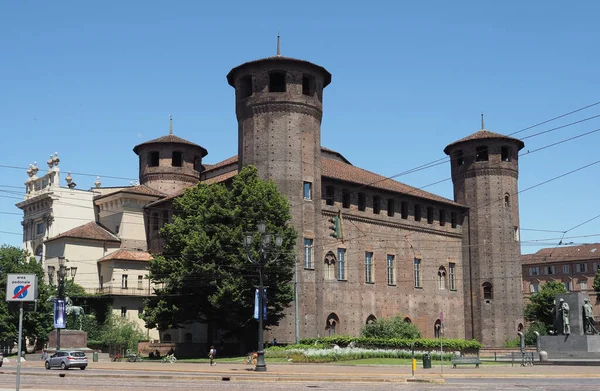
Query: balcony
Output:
[[85, 286, 154, 297]]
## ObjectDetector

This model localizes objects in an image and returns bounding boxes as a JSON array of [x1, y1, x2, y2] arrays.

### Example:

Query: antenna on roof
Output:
[[169, 114, 173, 135], [481, 112, 485, 130], [276, 30, 281, 56]]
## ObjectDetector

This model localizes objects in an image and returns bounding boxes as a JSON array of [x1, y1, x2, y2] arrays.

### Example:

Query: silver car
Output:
[[45, 350, 88, 370]]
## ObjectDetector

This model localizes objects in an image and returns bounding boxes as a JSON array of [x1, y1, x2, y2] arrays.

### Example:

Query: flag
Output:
[[253, 288, 267, 320]]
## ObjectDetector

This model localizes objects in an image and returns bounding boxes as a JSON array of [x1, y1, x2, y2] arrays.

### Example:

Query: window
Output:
[[514, 226, 520, 241], [501, 146, 511, 162], [414, 204, 422, 222], [342, 190, 350, 208], [366, 315, 377, 324], [149, 151, 159, 167], [387, 199, 395, 217], [563, 264, 570, 274], [172, 151, 183, 167], [304, 238, 314, 269], [365, 252, 373, 283], [387, 255, 395, 285], [337, 248, 346, 280], [544, 265, 556, 275], [193, 155, 201, 172], [401, 202, 408, 219], [504, 194, 510, 208], [454, 150, 464, 166], [564, 281, 572, 291], [240, 75, 253, 98], [530, 283, 539, 293], [373, 196, 381, 214], [427, 207, 434, 224], [137, 275, 143, 290], [439, 210, 446, 226], [325, 186, 335, 206], [438, 266, 446, 290], [302, 74, 315, 96], [269, 72, 286, 92], [451, 212, 457, 228], [577, 263, 588, 273], [434, 319, 442, 339], [326, 313, 339, 336], [324, 252, 336, 280], [36, 222, 45, 236], [414, 259, 422, 288], [475, 146, 489, 162], [449, 263, 456, 290], [483, 282, 493, 300], [121, 307, 127, 318], [358, 193, 366, 211], [303, 181, 312, 200], [594, 263, 600, 272], [580, 279, 588, 291], [121, 275, 128, 289], [529, 267, 539, 276]]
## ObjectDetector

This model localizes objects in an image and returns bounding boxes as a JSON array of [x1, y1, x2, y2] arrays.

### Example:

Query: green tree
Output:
[[101, 312, 145, 354], [143, 165, 297, 337], [524, 280, 567, 331], [360, 315, 422, 339], [593, 268, 600, 302], [0, 245, 54, 351]]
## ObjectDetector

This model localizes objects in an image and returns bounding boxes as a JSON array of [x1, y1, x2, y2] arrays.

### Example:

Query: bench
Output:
[[451, 355, 481, 368]]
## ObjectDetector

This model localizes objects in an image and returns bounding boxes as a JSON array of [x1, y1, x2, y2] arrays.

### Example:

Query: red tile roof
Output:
[[227, 56, 331, 87], [203, 170, 237, 185], [133, 134, 208, 156], [98, 249, 153, 262], [521, 243, 600, 265], [96, 185, 166, 200], [45, 222, 120, 243], [444, 129, 525, 154]]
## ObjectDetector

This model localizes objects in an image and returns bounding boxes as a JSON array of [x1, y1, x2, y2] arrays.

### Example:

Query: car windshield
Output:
[[70, 352, 85, 357]]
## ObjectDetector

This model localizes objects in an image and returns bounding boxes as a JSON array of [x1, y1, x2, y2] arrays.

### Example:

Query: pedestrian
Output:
[[208, 345, 216, 366]]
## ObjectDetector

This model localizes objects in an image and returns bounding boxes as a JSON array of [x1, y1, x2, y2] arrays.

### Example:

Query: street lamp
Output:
[[243, 221, 283, 372]]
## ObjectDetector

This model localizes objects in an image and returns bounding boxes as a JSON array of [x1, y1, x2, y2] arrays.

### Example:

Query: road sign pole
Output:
[[16, 302, 23, 391]]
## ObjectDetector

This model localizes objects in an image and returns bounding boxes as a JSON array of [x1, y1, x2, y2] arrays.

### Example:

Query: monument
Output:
[[47, 296, 88, 351]]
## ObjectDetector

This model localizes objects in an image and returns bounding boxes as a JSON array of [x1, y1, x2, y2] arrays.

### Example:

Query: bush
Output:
[[360, 315, 422, 339], [299, 336, 482, 351]]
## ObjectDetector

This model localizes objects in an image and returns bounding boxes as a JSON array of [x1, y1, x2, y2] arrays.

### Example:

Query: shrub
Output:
[[298, 336, 482, 351], [361, 315, 422, 339]]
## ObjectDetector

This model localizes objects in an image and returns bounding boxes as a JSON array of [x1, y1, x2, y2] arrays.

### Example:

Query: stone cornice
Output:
[[238, 101, 323, 121]]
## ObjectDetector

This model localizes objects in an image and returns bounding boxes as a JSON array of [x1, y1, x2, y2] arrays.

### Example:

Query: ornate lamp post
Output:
[[243, 221, 283, 372], [56, 256, 67, 350]]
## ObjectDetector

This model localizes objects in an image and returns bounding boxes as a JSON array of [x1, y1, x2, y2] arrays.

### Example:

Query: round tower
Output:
[[444, 120, 525, 347], [227, 52, 331, 342], [133, 120, 208, 195]]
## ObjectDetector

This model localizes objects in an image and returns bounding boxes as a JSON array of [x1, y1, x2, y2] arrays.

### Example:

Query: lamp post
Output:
[[56, 256, 67, 351], [243, 221, 283, 372]]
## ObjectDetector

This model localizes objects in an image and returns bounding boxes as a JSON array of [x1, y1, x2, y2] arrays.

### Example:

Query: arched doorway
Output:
[[326, 313, 339, 337]]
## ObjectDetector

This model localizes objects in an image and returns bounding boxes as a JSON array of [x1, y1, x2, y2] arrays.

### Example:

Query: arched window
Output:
[[434, 319, 442, 338], [438, 266, 447, 290], [326, 313, 339, 337], [504, 193, 510, 208], [366, 315, 377, 325], [403, 317, 412, 323], [324, 251, 336, 281], [184, 333, 192, 343], [162, 334, 172, 342], [517, 323, 524, 332], [483, 282, 493, 301]]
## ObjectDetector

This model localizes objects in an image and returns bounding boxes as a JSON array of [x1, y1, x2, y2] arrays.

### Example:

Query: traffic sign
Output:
[[6, 274, 38, 302]]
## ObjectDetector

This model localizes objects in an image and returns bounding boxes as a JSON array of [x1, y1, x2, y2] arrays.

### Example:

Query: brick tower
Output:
[[133, 117, 208, 196], [227, 47, 332, 341], [444, 118, 525, 347]]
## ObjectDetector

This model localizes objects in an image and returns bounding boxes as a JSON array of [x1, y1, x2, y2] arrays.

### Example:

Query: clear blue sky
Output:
[[2, 1, 599, 254]]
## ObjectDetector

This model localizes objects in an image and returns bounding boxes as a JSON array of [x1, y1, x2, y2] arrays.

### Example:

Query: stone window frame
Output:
[[482, 282, 493, 301], [413, 258, 422, 288], [303, 181, 312, 200], [324, 251, 336, 281], [303, 238, 314, 269], [337, 248, 347, 281], [365, 252, 374, 283], [449, 263, 456, 291], [386, 254, 395, 286], [438, 266, 447, 290]]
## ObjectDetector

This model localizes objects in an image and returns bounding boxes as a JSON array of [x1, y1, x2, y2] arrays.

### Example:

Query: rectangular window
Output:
[[580, 280, 588, 291], [564, 281, 572, 291], [594, 263, 600, 272], [439, 210, 446, 226], [269, 72, 286, 92], [137, 275, 143, 290], [172, 151, 183, 167], [514, 226, 520, 241], [501, 146, 511, 162], [475, 146, 489, 161], [337, 248, 346, 280], [149, 151, 159, 167], [577, 263, 587, 273], [454, 150, 465, 166], [387, 254, 395, 285], [530, 283, 539, 293], [373, 196, 381, 214], [342, 190, 350, 209], [401, 202, 408, 219], [545, 265, 555, 275], [303, 182, 312, 200], [449, 263, 456, 290], [529, 267, 539, 276], [414, 204, 421, 222], [121, 307, 127, 318], [325, 186, 335, 206], [387, 199, 395, 217], [358, 192, 366, 211], [304, 238, 314, 269], [365, 252, 373, 283], [36, 222, 45, 236], [414, 259, 422, 288], [563, 264, 570, 274], [451, 212, 457, 228], [121, 274, 128, 289], [427, 207, 434, 224]]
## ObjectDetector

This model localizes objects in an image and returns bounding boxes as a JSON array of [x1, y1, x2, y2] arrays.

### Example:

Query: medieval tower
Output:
[[227, 46, 332, 341], [444, 119, 525, 347]]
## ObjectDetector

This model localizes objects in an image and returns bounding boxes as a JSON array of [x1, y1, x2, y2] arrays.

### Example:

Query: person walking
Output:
[[208, 346, 217, 366]]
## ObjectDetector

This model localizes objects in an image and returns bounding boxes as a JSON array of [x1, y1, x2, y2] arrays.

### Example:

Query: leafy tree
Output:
[[360, 315, 422, 339], [0, 245, 54, 351], [593, 268, 600, 302], [524, 280, 567, 331], [143, 165, 297, 337], [101, 312, 145, 354]]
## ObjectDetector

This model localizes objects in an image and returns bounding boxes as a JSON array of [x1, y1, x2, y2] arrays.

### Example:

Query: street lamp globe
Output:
[[257, 221, 266, 234]]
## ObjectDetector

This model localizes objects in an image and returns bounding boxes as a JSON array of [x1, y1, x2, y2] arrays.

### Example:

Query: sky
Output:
[[1, 1, 599, 254]]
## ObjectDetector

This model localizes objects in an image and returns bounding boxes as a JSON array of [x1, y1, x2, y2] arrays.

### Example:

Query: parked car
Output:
[[45, 350, 88, 370]]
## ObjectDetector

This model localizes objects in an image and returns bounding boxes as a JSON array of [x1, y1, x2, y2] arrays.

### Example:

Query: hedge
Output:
[[298, 336, 482, 351]]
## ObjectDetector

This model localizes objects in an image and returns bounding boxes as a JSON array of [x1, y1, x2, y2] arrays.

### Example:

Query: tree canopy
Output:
[[593, 268, 600, 301], [143, 165, 297, 336], [360, 315, 422, 339], [524, 280, 567, 331]]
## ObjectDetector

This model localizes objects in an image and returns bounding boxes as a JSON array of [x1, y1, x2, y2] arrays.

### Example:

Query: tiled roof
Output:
[[521, 243, 600, 265], [203, 170, 237, 185], [227, 56, 331, 87], [201, 155, 238, 173], [444, 129, 525, 154], [133, 134, 208, 156], [145, 188, 187, 208], [98, 249, 153, 262], [95, 185, 166, 200], [321, 158, 462, 206], [45, 222, 120, 243]]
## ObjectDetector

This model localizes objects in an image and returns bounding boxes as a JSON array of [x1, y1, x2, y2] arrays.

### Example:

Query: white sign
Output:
[[5, 274, 38, 302]]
